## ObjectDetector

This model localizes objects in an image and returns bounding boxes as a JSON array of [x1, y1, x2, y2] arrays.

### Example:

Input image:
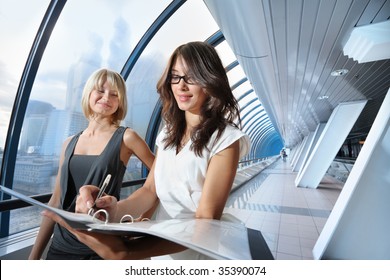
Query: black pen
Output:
[[88, 174, 111, 216]]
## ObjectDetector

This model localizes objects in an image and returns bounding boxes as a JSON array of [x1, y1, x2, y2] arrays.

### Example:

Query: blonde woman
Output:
[[30, 69, 155, 260]]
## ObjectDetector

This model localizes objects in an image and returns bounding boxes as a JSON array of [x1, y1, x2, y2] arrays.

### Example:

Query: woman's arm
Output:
[[196, 140, 240, 220], [42, 210, 186, 260], [122, 128, 155, 170], [115, 157, 159, 221], [77, 156, 159, 222], [28, 137, 71, 259], [44, 155, 184, 259]]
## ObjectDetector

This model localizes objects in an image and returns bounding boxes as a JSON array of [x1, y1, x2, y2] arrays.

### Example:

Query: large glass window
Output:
[[120, 0, 220, 200], [125, 0, 220, 144], [215, 41, 237, 68], [226, 65, 246, 87], [0, 0, 50, 169], [2, 0, 277, 237], [9, 0, 170, 234]]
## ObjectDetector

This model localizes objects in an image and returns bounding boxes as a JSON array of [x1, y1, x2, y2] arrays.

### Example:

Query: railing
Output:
[[0, 157, 269, 213], [0, 159, 272, 258], [327, 158, 356, 183], [0, 178, 147, 213], [238, 157, 269, 169]]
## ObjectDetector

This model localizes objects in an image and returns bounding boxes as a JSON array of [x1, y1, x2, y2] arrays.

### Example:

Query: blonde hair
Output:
[[81, 68, 127, 126]]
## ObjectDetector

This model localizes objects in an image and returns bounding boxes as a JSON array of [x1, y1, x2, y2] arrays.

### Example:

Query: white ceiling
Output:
[[205, 0, 390, 147]]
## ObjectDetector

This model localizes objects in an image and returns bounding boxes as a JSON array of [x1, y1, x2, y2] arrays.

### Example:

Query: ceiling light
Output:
[[331, 69, 349, 76], [318, 95, 329, 100]]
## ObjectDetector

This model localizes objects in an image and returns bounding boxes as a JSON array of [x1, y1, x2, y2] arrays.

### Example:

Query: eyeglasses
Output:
[[169, 74, 196, 85]]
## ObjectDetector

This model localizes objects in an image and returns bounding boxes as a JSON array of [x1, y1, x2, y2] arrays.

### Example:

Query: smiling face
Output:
[[170, 56, 208, 116], [81, 69, 127, 126], [89, 80, 119, 118]]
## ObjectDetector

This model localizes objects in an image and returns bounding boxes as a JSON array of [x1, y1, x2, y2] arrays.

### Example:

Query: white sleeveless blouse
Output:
[[154, 125, 250, 220]]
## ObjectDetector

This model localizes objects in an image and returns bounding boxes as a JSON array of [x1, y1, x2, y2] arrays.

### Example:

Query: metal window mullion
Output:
[[0, 0, 67, 238]]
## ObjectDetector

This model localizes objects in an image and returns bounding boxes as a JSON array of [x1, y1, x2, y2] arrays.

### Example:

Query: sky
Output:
[[0, 0, 169, 147], [0, 0, 221, 149]]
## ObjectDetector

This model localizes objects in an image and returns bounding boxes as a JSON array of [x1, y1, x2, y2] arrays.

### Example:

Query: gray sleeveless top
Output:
[[49, 126, 127, 257]]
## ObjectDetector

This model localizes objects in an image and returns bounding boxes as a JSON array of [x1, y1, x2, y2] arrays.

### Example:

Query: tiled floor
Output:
[[225, 158, 343, 260]]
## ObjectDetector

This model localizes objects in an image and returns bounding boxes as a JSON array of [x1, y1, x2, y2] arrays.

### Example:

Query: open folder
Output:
[[0, 185, 274, 260]]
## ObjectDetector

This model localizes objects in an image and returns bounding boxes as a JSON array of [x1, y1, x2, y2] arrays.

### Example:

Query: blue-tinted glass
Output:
[[0, 0, 49, 162], [9, 0, 170, 234], [125, 0, 219, 141]]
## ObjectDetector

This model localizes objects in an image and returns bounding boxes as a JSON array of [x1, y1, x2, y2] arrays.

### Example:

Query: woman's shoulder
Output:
[[155, 126, 168, 146], [61, 136, 73, 150], [63, 132, 81, 146], [210, 124, 250, 158], [216, 124, 247, 140], [122, 127, 141, 142], [60, 132, 81, 154]]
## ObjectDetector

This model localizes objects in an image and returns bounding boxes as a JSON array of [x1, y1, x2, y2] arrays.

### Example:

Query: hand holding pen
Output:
[[87, 174, 111, 216]]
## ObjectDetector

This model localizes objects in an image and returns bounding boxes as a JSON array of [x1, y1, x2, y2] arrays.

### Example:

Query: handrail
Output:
[[0, 193, 52, 212], [0, 158, 265, 212], [0, 178, 146, 212], [334, 157, 356, 164], [239, 158, 269, 164]]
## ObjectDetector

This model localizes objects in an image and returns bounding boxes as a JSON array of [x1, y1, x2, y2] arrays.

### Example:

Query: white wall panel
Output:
[[313, 89, 390, 259], [295, 100, 367, 188]]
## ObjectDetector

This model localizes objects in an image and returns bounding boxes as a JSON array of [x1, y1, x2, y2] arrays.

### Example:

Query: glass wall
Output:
[[0, 0, 50, 169], [1, 0, 278, 236], [120, 0, 220, 198], [7, 0, 171, 234]]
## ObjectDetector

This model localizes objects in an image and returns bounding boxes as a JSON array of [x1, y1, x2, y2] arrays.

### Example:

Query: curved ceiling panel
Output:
[[205, 0, 390, 149]]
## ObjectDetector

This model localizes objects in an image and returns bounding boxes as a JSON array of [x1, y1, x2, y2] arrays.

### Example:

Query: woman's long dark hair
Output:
[[156, 41, 241, 156]]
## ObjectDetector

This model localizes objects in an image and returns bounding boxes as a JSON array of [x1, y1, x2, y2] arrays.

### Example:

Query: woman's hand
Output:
[[42, 210, 130, 259], [77, 185, 119, 222], [42, 210, 186, 259]]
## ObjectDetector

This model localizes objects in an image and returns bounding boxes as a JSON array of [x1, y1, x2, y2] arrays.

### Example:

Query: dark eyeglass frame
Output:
[[169, 74, 196, 85]]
